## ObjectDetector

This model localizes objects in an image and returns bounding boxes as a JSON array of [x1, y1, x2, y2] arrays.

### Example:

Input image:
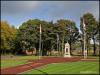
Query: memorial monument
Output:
[[64, 42, 71, 57]]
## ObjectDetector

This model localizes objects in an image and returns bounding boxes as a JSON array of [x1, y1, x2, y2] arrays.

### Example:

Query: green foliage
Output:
[[80, 12, 98, 38], [1, 21, 17, 54], [80, 12, 99, 55], [2, 12, 98, 55], [56, 19, 79, 54], [16, 19, 79, 55]]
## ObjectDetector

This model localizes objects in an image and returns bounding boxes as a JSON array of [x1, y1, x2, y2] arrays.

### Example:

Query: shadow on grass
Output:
[[26, 63, 48, 75], [33, 68, 48, 75]]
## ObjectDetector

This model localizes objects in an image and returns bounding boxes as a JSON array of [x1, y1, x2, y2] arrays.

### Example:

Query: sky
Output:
[[1, 1, 99, 31]]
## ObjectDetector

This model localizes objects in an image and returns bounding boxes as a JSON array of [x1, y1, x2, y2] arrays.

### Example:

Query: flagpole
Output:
[[39, 24, 42, 59], [83, 18, 87, 59]]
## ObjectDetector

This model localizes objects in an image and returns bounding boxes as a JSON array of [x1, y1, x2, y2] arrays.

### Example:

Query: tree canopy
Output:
[[1, 12, 99, 56], [80, 12, 99, 55], [1, 21, 17, 54]]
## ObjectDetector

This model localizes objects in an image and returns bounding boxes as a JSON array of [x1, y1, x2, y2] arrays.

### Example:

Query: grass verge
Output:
[[22, 61, 99, 74]]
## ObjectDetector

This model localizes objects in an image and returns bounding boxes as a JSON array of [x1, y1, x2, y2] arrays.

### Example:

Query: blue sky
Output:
[[1, 1, 99, 31]]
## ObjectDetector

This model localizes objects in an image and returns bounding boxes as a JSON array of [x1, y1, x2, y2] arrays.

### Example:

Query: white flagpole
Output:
[[39, 24, 42, 59], [83, 19, 87, 59]]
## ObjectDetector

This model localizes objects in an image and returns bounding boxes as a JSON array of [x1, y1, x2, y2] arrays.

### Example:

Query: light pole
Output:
[[83, 19, 87, 59]]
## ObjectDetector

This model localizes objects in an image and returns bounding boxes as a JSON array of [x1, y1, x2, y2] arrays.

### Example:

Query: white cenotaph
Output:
[[64, 42, 71, 57]]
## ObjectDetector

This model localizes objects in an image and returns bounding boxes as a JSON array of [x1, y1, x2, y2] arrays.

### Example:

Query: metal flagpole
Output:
[[39, 24, 42, 59], [83, 18, 87, 59]]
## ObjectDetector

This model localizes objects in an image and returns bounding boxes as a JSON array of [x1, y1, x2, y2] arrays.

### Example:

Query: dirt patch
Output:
[[1, 57, 82, 74]]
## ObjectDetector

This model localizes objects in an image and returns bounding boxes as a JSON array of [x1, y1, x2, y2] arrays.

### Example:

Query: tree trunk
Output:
[[81, 40, 84, 56], [59, 41, 61, 56], [69, 40, 72, 55], [93, 37, 96, 56], [42, 41, 44, 56], [86, 36, 89, 56], [87, 40, 90, 56], [87, 44, 89, 55], [62, 35, 64, 56], [2, 49, 3, 54]]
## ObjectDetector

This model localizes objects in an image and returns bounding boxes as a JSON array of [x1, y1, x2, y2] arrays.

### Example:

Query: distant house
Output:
[[23, 48, 36, 55]]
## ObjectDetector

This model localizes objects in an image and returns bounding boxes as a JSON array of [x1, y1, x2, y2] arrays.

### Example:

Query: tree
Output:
[[16, 19, 54, 55], [1, 21, 17, 54], [56, 19, 79, 55], [80, 12, 98, 55], [77, 33, 84, 55], [16, 19, 41, 54], [15, 19, 79, 56], [95, 20, 100, 54]]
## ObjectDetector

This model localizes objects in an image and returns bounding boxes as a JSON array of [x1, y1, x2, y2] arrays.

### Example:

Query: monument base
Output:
[[64, 54, 71, 57]]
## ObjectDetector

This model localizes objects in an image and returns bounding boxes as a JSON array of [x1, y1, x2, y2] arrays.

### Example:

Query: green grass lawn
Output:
[[1, 60, 28, 68], [87, 56, 99, 59], [22, 61, 99, 74], [1, 55, 39, 60], [1, 56, 39, 69]]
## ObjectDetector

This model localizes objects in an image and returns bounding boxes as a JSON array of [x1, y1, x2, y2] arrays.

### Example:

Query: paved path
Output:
[[1, 57, 82, 74]]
